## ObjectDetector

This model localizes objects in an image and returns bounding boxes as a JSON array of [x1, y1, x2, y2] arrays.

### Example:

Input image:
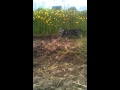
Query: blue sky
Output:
[[33, 0, 87, 11]]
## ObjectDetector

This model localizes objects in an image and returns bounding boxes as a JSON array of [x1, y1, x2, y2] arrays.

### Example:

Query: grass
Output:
[[33, 8, 87, 36], [33, 8, 87, 90]]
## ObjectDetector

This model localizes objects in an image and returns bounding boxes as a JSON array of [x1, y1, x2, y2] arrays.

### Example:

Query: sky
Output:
[[33, 0, 87, 11]]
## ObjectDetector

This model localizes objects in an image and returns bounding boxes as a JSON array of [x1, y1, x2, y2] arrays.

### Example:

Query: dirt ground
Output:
[[33, 36, 87, 90]]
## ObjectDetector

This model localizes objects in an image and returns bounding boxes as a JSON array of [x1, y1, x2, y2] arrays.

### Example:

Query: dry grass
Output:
[[33, 36, 87, 90]]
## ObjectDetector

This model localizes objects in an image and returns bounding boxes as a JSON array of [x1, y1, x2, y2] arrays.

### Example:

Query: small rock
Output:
[[55, 56, 59, 59]]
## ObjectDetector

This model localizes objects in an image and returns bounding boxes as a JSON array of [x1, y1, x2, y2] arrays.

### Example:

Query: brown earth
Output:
[[33, 36, 87, 90]]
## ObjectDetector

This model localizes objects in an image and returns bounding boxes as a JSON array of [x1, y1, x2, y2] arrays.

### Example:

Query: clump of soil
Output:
[[33, 36, 87, 90]]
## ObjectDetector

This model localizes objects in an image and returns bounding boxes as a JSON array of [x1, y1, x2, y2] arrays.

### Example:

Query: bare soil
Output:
[[33, 36, 87, 90]]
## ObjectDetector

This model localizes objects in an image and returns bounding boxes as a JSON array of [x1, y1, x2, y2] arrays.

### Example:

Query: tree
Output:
[[68, 6, 77, 11]]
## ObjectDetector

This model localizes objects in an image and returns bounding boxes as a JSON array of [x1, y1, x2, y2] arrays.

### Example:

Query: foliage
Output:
[[68, 6, 77, 11], [33, 8, 87, 36]]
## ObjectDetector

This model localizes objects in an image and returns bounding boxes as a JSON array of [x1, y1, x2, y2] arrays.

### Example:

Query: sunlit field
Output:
[[33, 8, 87, 36], [33, 8, 87, 90]]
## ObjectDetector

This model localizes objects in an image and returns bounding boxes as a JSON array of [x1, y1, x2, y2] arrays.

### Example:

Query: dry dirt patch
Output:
[[33, 36, 87, 90]]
